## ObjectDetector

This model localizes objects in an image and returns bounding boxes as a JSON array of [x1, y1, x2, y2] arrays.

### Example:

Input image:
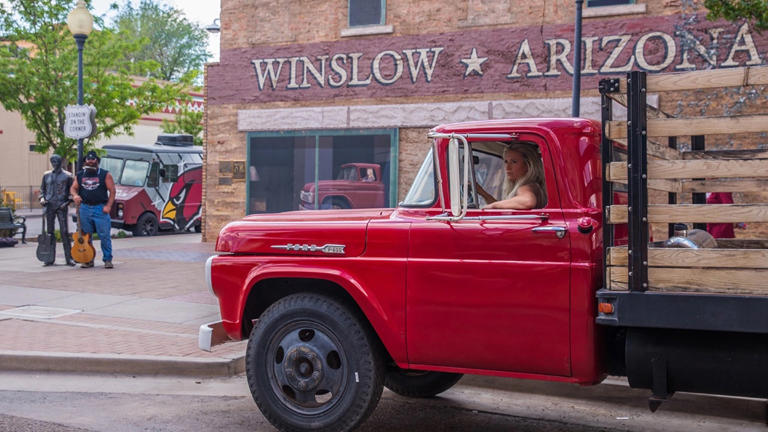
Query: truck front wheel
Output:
[[246, 293, 384, 432], [384, 368, 463, 398], [133, 213, 158, 236]]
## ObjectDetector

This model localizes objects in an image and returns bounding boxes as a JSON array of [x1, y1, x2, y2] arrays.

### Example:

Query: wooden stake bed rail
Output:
[[608, 246, 768, 268], [606, 115, 768, 140], [607, 204, 768, 224], [611, 67, 768, 94], [606, 160, 768, 181], [600, 65, 768, 297], [606, 266, 768, 296]]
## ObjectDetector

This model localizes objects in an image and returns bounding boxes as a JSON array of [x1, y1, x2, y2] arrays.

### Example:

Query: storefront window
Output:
[[247, 130, 397, 214]]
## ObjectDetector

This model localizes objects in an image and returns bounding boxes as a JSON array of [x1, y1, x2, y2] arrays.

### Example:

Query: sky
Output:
[[90, 0, 221, 61]]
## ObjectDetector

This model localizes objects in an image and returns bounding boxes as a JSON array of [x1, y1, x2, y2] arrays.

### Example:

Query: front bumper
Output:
[[198, 320, 231, 352]]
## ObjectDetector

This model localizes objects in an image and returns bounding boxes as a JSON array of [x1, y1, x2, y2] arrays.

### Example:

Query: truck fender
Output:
[[237, 263, 406, 363]]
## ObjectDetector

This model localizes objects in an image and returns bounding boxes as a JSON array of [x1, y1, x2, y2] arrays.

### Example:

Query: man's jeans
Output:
[[79, 203, 112, 262]]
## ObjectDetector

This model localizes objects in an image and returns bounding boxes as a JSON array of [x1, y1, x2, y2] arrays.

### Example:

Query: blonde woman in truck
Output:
[[476, 142, 547, 210]]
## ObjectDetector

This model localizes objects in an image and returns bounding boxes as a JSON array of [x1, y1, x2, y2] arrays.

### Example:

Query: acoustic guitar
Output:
[[71, 205, 96, 264]]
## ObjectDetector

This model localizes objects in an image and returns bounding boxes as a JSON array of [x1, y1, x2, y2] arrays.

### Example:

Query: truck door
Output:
[[406, 136, 571, 376]]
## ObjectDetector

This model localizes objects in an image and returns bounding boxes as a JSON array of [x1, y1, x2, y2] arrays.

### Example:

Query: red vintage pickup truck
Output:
[[204, 118, 600, 431], [201, 68, 768, 432], [298, 162, 385, 210]]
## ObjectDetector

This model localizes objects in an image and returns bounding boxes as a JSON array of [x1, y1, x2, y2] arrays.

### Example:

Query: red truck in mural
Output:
[[201, 67, 768, 432], [299, 163, 385, 210], [102, 135, 203, 236]]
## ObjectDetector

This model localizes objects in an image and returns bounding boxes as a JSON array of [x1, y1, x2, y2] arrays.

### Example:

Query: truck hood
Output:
[[216, 208, 394, 256], [115, 186, 143, 201]]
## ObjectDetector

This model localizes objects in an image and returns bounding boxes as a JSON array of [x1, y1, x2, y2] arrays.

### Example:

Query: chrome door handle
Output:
[[532, 226, 567, 239]]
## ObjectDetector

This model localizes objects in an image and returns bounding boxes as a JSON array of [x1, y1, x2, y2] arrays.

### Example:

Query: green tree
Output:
[[0, 0, 187, 165], [161, 98, 204, 146], [113, 0, 210, 82], [705, 0, 768, 30]]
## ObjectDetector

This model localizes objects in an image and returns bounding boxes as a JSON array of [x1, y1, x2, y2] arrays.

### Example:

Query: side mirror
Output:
[[446, 136, 471, 219], [159, 168, 166, 178], [448, 138, 461, 217]]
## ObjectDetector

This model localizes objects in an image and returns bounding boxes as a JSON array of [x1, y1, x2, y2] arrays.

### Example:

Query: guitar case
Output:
[[36, 209, 55, 263]]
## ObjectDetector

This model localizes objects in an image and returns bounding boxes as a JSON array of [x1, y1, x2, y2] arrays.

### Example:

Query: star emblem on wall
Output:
[[460, 48, 488, 77]]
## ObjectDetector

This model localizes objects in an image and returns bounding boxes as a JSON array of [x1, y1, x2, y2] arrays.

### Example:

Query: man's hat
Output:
[[83, 150, 100, 162]]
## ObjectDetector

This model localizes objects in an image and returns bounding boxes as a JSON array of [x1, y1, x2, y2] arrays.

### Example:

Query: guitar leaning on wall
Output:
[[70, 205, 96, 264]]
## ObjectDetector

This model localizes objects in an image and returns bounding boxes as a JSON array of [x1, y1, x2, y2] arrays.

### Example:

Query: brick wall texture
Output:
[[203, 0, 767, 240]]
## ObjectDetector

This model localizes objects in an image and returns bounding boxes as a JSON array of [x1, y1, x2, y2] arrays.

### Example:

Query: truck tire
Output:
[[133, 213, 158, 237], [246, 293, 384, 432], [384, 368, 463, 398]]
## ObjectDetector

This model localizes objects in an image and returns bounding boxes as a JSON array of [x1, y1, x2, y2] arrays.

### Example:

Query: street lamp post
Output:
[[67, 0, 93, 172], [572, 0, 584, 118]]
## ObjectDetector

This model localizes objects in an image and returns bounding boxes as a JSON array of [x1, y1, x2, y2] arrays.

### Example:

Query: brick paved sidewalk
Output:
[[0, 234, 247, 377]]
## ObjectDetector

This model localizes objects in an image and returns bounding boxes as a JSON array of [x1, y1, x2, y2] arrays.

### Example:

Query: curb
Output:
[[0, 351, 245, 378]]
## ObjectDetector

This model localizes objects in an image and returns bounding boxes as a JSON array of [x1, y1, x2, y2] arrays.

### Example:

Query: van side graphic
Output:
[[103, 134, 202, 236], [161, 166, 202, 231]]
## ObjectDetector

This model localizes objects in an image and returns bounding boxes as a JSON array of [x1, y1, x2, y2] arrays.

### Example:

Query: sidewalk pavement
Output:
[[0, 233, 247, 377]]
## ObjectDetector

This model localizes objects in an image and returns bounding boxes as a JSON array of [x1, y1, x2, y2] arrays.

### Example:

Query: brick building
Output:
[[202, 0, 768, 240]]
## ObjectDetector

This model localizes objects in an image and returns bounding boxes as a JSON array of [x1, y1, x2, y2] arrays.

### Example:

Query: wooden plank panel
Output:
[[607, 160, 768, 180], [682, 149, 768, 160], [612, 138, 680, 160], [608, 115, 768, 139], [605, 266, 628, 291], [609, 177, 682, 193], [607, 265, 768, 295], [606, 91, 673, 119], [645, 66, 768, 92], [608, 246, 768, 268], [682, 179, 768, 193], [717, 239, 768, 249], [607, 204, 768, 224]]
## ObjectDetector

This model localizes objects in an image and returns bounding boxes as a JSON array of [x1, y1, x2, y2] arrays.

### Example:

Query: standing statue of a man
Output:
[[39, 154, 74, 266]]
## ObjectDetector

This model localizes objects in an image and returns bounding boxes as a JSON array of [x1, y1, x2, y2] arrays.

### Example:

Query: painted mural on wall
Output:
[[208, 13, 766, 105]]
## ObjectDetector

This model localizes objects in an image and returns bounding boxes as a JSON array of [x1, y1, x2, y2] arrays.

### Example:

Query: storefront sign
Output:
[[209, 13, 767, 105]]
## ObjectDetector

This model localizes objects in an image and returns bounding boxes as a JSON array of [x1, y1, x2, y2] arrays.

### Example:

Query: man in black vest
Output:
[[39, 154, 74, 266], [70, 150, 116, 269]]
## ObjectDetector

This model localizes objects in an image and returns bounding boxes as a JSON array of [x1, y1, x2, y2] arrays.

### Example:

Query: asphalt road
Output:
[[0, 372, 764, 432]]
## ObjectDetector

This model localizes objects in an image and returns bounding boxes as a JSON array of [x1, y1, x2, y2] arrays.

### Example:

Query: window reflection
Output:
[[248, 132, 395, 214]]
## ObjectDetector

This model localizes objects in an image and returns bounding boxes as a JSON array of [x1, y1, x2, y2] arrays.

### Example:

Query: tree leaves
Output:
[[0, 0, 186, 166], [705, 0, 768, 31], [113, 0, 210, 82]]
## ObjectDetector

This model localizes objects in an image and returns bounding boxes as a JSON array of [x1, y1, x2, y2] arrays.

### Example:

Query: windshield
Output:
[[101, 157, 124, 183], [120, 160, 149, 187], [336, 166, 358, 180], [401, 148, 436, 207]]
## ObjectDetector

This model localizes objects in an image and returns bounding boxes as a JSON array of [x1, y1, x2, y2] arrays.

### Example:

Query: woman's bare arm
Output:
[[483, 184, 537, 210]]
